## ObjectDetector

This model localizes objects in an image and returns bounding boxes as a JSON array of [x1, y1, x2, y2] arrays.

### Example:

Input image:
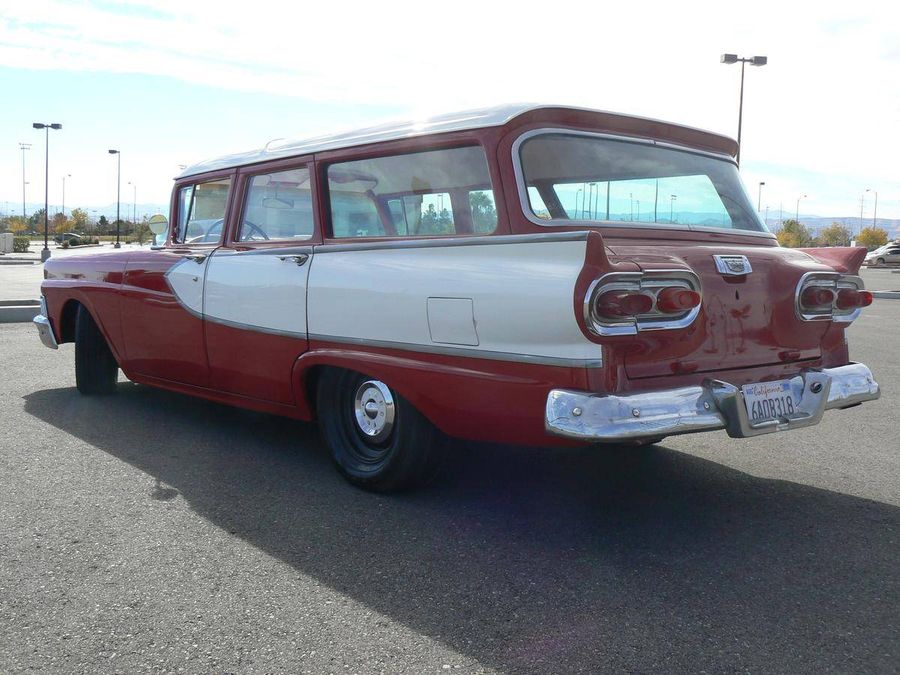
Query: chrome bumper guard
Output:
[[546, 363, 880, 442], [33, 297, 58, 350]]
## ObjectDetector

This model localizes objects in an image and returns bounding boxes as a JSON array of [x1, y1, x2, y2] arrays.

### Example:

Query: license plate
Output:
[[742, 379, 798, 424]]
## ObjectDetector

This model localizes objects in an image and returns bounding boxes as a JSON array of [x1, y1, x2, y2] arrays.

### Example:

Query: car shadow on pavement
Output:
[[23, 384, 900, 672]]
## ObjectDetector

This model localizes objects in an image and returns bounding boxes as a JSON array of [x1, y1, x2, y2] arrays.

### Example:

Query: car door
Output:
[[886, 247, 900, 264], [119, 173, 233, 387], [203, 162, 318, 404]]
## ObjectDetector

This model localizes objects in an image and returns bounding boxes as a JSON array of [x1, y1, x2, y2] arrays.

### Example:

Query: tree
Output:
[[776, 219, 813, 248], [70, 208, 88, 232], [134, 221, 151, 245], [28, 207, 46, 229], [856, 226, 888, 249], [98, 215, 109, 233], [7, 216, 28, 235], [819, 222, 851, 247], [52, 212, 69, 235], [470, 191, 497, 233]]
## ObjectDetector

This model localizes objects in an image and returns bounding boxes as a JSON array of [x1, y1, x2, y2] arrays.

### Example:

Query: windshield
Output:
[[518, 132, 768, 233]]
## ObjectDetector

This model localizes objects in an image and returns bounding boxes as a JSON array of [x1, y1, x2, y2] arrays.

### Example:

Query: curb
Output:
[[0, 260, 38, 265], [0, 303, 40, 323]]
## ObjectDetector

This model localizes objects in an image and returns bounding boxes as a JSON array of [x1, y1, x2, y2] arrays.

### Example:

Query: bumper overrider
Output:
[[33, 297, 58, 350], [546, 363, 880, 441]]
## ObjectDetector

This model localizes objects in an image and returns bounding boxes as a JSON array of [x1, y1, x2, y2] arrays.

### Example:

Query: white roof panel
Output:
[[177, 103, 541, 178]]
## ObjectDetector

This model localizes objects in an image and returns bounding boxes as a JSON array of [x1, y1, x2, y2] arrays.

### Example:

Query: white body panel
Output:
[[307, 239, 599, 363], [204, 249, 310, 336], [166, 258, 206, 316]]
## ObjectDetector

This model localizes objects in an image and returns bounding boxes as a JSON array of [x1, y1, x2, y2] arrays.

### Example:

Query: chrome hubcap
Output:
[[353, 380, 395, 443]]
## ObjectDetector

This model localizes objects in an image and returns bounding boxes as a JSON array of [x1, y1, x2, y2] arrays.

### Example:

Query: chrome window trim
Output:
[[584, 269, 702, 336], [511, 128, 777, 240], [794, 271, 865, 323]]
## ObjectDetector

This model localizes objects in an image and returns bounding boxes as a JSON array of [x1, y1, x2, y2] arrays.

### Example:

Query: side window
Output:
[[175, 177, 231, 244], [327, 146, 496, 238], [239, 167, 314, 242]]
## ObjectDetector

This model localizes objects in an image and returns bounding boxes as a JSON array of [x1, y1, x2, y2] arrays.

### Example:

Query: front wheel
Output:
[[74, 305, 118, 395], [316, 369, 443, 492], [877, 257, 886, 266]]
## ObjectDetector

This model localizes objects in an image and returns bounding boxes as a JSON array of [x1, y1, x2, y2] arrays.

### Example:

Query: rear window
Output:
[[327, 146, 497, 238], [518, 132, 767, 233]]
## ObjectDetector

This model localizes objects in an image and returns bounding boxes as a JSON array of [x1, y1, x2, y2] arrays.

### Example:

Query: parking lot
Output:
[[1, 298, 898, 672]]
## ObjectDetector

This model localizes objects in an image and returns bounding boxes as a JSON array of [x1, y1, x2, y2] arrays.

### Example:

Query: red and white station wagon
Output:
[[34, 104, 880, 491]]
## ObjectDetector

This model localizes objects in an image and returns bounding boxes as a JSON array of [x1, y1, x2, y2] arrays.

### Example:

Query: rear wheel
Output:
[[74, 305, 118, 395], [316, 368, 443, 492]]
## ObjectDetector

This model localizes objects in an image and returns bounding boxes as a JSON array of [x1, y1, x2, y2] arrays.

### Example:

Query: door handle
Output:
[[278, 254, 309, 266], [185, 253, 207, 264]]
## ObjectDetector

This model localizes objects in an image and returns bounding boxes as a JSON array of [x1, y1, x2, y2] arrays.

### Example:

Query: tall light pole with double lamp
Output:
[[866, 188, 878, 229], [109, 149, 121, 248], [33, 123, 62, 262], [720, 54, 767, 165], [62, 174, 71, 217]]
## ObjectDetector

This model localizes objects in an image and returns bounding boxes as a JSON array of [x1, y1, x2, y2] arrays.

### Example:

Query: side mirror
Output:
[[148, 214, 169, 235]]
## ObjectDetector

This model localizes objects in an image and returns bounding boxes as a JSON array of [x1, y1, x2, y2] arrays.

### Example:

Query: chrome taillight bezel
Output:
[[795, 272, 866, 323], [584, 270, 702, 336]]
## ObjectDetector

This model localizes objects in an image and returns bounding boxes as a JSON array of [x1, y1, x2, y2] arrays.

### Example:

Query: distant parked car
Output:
[[865, 243, 900, 266], [54, 232, 83, 244]]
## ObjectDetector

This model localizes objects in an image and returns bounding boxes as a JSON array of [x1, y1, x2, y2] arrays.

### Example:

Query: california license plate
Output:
[[742, 379, 798, 424]]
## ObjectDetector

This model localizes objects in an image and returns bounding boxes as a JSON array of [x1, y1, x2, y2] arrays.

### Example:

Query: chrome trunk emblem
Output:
[[714, 254, 753, 276]]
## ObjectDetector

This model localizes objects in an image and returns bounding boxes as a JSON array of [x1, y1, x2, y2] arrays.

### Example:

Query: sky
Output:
[[1, 0, 898, 224]]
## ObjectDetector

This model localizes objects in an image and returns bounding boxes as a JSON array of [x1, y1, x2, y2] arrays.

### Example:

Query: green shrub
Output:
[[61, 240, 70, 249], [12, 236, 30, 253]]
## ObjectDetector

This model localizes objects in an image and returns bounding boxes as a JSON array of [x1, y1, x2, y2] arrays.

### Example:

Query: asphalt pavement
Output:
[[1, 302, 898, 672]]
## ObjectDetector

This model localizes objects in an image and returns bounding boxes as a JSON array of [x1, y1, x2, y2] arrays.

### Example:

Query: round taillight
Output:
[[656, 287, 701, 313], [800, 286, 835, 309], [835, 288, 873, 310], [595, 290, 654, 319]]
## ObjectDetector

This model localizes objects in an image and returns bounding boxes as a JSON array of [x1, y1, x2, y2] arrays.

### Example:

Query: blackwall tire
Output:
[[74, 305, 119, 395], [877, 258, 886, 266], [317, 368, 444, 492]]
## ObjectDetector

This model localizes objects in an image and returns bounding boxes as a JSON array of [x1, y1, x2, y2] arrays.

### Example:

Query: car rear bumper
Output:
[[545, 362, 880, 441], [33, 297, 58, 350]]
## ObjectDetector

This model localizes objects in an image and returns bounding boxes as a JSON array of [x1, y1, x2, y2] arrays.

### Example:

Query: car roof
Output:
[[177, 103, 735, 179]]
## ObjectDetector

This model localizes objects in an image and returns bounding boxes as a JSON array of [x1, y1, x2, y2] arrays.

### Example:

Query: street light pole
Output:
[[62, 174, 71, 218], [866, 188, 878, 229], [720, 54, 768, 165], [757, 181, 765, 211], [33, 123, 62, 262], [109, 150, 121, 248], [128, 181, 137, 226], [19, 143, 31, 221], [796, 194, 807, 223]]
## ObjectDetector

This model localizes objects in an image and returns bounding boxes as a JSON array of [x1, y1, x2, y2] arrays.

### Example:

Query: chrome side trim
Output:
[[33, 297, 58, 350], [313, 230, 590, 254], [545, 362, 880, 442], [309, 333, 604, 368], [511, 128, 776, 239]]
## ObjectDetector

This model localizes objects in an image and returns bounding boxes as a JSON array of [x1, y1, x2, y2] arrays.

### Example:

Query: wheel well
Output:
[[58, 300, 83, 344], [301, 364, 336, 419]]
